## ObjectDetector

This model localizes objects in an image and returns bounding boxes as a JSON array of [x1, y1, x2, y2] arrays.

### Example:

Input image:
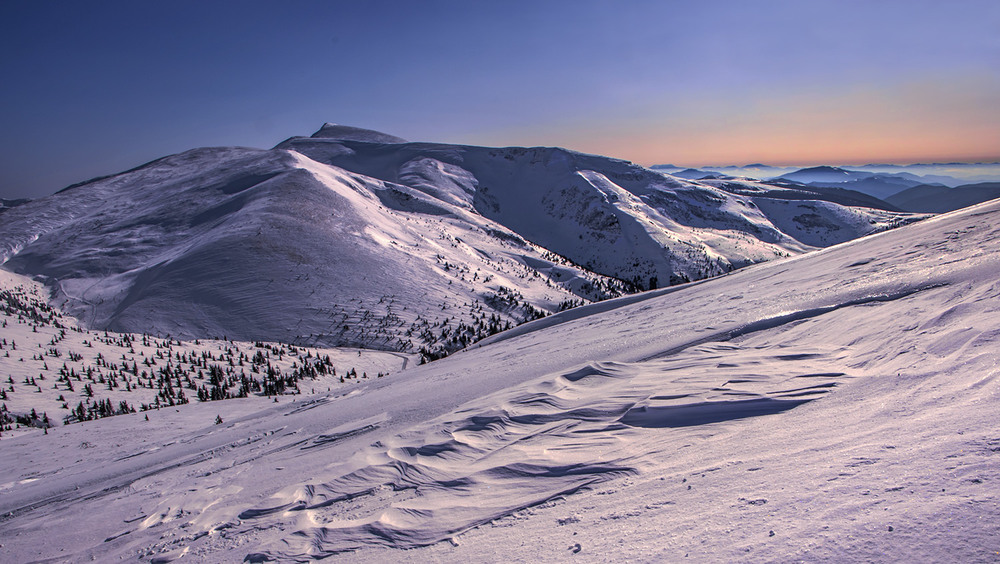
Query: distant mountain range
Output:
[[655, 161, 1000, 186], [886, 182, 1000, 213], [773, 166, 931, 200], [653, 162, 1000, 211], [0, 124, 925, 357]]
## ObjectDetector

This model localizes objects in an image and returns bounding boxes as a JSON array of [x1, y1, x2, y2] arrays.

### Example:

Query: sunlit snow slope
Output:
[[0, 125, 920, 356], [1, 197, 997, 563], [278, 125, 919, 284]]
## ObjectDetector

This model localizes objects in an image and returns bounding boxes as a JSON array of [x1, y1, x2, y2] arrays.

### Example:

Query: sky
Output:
[[1, 0, 998, 199]]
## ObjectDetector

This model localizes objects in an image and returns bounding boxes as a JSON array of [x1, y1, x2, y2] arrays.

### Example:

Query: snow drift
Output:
[[1, 196, 998, 562]]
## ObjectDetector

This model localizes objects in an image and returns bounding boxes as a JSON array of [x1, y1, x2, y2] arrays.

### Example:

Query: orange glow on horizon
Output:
[[476, 74, 1000, 168]]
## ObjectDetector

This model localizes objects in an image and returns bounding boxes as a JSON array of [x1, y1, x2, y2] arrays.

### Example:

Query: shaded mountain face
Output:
[[712, 179, 903, 212], [0, 198, 31, 216], [778, 165, 865, 184], [0, 125, 924, 354], [886, 182, 1000, 213], [774, 166, 960, 201], [807, 175, 925, 201]]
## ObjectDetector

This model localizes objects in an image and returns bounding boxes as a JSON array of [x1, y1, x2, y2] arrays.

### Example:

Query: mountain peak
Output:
[[310, 123, 408, 144], [778, 165, 861, 183], [796, 165, 849, 174]]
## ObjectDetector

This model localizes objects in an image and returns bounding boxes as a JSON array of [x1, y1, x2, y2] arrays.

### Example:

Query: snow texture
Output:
[[1, 197, 999, 562], [0, 126, 922, 358]]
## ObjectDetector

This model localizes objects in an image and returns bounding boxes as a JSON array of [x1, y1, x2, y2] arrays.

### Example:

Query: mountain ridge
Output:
[[1, 190, 997, 563], [0, 125, 925, 357]]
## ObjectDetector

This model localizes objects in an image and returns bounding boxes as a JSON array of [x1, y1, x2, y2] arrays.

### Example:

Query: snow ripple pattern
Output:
[[244, 344, 849, 559]]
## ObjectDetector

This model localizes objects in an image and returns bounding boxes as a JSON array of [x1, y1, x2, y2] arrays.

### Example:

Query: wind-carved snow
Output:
[[1, 200, 998, 562], [4, 128, 998, 563], [238, 344, 851, 558], [234, 200, 999, 561], [233, 282, 943, 558]]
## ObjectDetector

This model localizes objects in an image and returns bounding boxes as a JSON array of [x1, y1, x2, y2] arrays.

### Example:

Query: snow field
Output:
[[1, 197, 997, 562], [0, 268, 413, 439]]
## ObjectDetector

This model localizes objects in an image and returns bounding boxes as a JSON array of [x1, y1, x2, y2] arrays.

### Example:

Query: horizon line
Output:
[[646, 158, 1000, 169]]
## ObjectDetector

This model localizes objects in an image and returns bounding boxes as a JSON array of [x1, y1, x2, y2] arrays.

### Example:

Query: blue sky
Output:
[[1, 0, 998, 199]]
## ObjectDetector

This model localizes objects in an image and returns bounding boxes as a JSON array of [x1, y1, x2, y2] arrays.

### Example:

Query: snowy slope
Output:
[[0, 125, 922, 356], [0, 146, 628, 358], [278, 128, 921, 287], [0, 267, 415, 439], [1, 197, 998, 563]]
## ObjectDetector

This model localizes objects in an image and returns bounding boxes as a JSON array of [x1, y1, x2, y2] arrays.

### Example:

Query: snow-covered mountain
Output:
[[658, 163, 1000, 203], [276, 126, 920, 282], [850, 161, 1000, 186], [773, 165, 942, 200], [0, 125, 921, 356], [1, 191, 997, 563], [777, 165, 871, 184], [653, 162, 1000, 198]]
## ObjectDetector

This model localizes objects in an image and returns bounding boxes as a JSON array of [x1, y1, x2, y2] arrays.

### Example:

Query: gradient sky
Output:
[[1, 0, 998, 199]]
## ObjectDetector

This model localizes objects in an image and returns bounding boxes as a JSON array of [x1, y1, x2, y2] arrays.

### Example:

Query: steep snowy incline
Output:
[[0, 124, 922, 355], [278, 128, 922, 287], [1, 198, 996, 563], [0, 146, 627, 356]]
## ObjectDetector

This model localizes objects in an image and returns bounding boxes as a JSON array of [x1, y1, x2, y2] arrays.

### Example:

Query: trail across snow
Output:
[[1, 200, 999, 562]]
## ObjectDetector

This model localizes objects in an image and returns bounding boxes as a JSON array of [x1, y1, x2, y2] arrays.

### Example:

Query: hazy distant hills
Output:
[[707, 179, 903, 213], [0, 125, 923, 355], [775, 166, 1000, 209], [886, 182, 1000, 213], [773, 166, 931, 200], [654, 162, 1000, 211], [778, 165, 868, 184], [663, 168, 725, 180]]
